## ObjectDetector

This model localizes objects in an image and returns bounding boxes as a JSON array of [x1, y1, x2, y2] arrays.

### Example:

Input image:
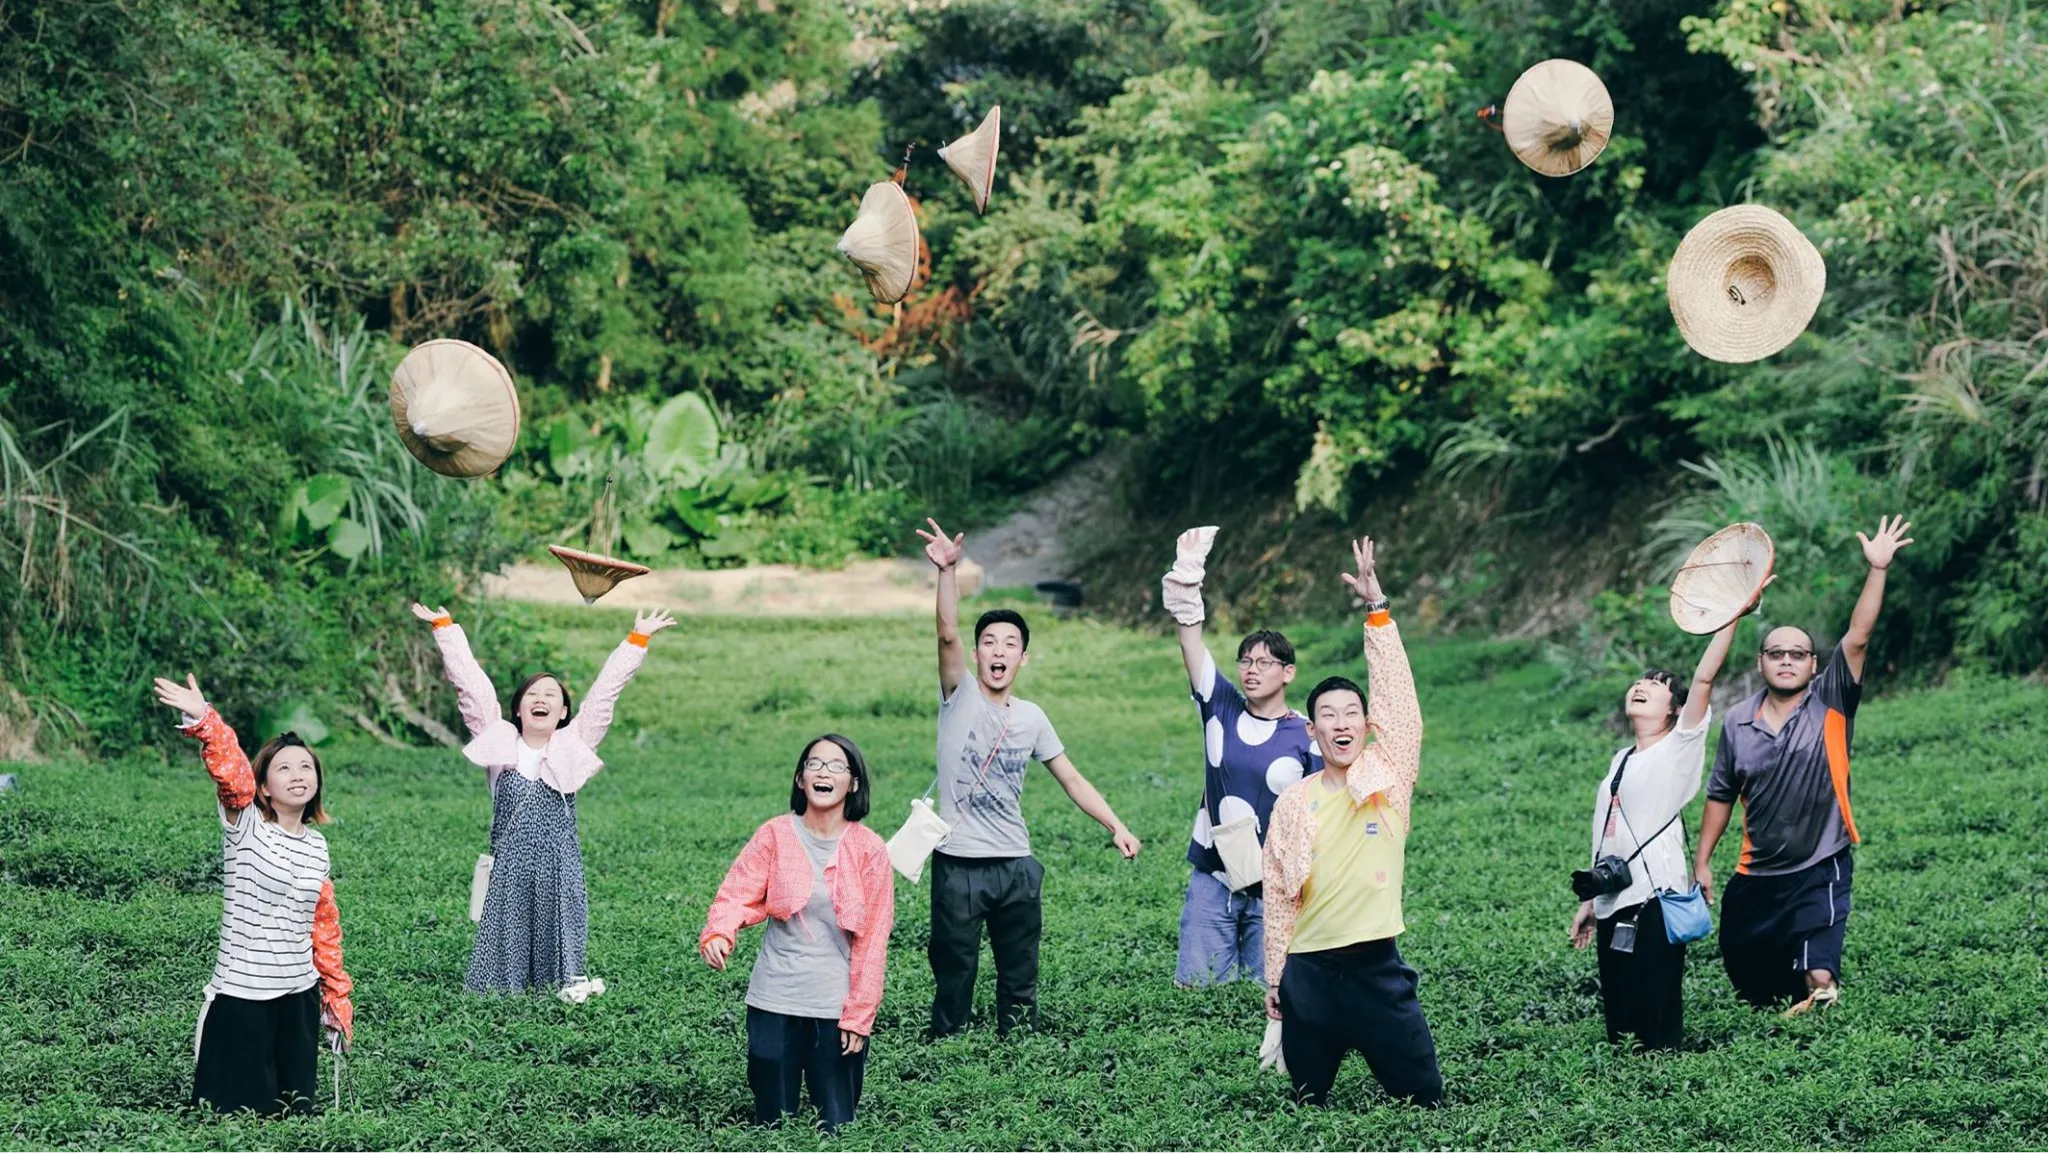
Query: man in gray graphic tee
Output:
[[915, 517, 1142, 1037]]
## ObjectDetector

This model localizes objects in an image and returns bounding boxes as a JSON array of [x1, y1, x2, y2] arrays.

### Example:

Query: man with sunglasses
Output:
[[1694, 516, 1915, 1016], [1161, 527, 1322, 987]]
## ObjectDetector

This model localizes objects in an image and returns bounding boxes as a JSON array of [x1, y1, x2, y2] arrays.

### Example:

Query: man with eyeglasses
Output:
[[1694, 516, 1915, 1017], [1160, 527, 1322, 987]]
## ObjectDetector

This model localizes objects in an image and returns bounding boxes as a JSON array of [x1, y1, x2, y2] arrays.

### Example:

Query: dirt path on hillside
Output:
[[483, 452, 1121, 616]]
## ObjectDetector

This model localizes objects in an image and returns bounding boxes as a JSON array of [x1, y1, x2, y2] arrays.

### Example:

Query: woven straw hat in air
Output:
[[390, 339, 522, 478], [837, 180, 921, 304], [1669, 522, 1776, 635], [938, 106, 1000, 215], [546, 545, 650, 605], [1502, 59, 1613, 177], [1667, 205, 1827, 363]]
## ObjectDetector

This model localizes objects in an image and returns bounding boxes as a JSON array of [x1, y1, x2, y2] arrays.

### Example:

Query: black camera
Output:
[[1570, 854, 1634, 901]]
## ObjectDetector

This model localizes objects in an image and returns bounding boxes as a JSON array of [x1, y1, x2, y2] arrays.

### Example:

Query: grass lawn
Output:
[[3, 601, 2046, 1149]]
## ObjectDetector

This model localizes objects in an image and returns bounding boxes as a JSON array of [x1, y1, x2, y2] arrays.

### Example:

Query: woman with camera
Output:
[[1568, 583, 1766, 1050]]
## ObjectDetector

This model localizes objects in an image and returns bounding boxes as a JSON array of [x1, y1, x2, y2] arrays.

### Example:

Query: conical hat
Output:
[[1669, 522, 1776, 635], [938, 105, 1000, 215], [1668, 205, 1827, 363], [390, 339, 522, 478], [546, 545, 650, 605], [837, 180, 921, 304], [1502, 59, 1613, 177]]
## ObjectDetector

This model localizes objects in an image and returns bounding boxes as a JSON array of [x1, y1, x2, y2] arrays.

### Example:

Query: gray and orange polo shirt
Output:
[[1707, 644, 1864, 877]]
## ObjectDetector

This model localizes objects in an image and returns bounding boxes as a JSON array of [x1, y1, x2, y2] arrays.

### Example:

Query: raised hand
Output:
[[152, 673, 208, 718], [1337, 535, 1383, 602], [633, 609, 678, 636], [916, 517, 965, 571], [410, 602, 449, 623], [1857, 515, 1915, 570], [1742, 573, 1779, 616]]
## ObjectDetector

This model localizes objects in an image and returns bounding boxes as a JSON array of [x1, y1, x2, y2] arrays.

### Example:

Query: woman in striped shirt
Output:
[[153, 674, 354, 1117]]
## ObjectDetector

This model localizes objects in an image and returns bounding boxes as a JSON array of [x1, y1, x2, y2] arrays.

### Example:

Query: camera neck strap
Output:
[[1602, 746, 1688, 890]]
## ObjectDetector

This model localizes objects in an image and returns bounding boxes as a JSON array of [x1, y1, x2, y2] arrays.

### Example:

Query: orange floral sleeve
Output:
[[181, 708, 255, 814], [313, 880, 354, 1041]]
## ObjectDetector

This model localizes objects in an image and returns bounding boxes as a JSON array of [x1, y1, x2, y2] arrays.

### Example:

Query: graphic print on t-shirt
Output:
[[934, 679, 1064, 859]]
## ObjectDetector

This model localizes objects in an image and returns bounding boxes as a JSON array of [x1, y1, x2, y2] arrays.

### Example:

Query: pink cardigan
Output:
[[1262, 613, 1423, 986], [430, 619, 647, 795], [700, 816, 896, 1036]]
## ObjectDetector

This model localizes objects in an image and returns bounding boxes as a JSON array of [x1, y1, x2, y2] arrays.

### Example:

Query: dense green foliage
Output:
[[5, 0, 2046, 753], [4, 608, 2046, 1147]]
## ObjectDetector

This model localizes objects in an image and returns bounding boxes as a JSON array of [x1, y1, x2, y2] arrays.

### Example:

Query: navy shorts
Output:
[[1720, 846, 1853, 1007]]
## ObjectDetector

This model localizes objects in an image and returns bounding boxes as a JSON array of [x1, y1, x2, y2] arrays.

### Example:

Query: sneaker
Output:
[[1782, 984, 1841, 1018]]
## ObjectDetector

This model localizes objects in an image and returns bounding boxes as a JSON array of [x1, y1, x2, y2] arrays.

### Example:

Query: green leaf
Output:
[[277, 483, 311, 540], [301, 474, 352, 531], [698, 528, 763, 560], [549, 418, 595, 479], [622, 517, 677, 558], [644, 392, 719, 484], [327, 517, 372, 560], [667, 489, 720, 535], [255, 701, 329, 746]]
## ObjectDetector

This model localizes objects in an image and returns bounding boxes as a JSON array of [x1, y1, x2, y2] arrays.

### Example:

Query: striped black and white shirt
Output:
[[209, 802, 327, 1000]]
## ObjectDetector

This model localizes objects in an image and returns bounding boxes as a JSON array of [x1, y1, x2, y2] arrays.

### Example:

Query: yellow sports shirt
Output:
[[1290, 773, 1407, 951]]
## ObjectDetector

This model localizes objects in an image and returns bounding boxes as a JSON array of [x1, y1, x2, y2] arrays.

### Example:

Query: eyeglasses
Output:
[[1237, 657, 1287, 672], [1760, 648, 1814, 662], [802, 758, 853, 777]]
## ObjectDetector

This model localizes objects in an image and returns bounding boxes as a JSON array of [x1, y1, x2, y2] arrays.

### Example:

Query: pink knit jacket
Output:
[[700, 816, 896, 1036], [1262, 613, 1423, 985]]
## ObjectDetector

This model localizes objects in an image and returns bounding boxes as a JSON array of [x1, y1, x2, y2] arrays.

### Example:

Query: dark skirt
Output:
[[192, 986, 321, 1117], [1595, 898, 1686, 1050]]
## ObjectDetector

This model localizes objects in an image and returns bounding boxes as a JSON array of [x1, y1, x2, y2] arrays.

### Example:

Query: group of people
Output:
[[154, 512, 1912, 1128]]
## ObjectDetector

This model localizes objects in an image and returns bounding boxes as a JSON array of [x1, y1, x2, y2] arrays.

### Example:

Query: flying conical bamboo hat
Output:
[[837, 180, 921, 304], [390, 339, 522, 478], [1667, 205, 1827, 363], [1502, 59, 1614, 177], [1669, 522, 1776, 635], [938, 105, 1000, 215], [546, 545, 650, 606]]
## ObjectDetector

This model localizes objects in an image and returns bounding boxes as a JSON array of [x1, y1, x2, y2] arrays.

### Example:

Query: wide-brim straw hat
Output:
[[836, 180, 921, 304], [547, 545, 650, 605], [1668, 205, 1827, 363], [390, 339, 522, 478], [1503, 59, 1613, 177], [938, 105, 1000, 215], [1669, 522, 1776, 635]]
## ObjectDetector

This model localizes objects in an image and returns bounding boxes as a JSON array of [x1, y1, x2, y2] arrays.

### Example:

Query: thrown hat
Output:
[[1669, 522, 1776, 635], [1667, 205, 1827, 363], [547, 545, 650, 605], [390, 339, 522, 478], [837, 180, 921, 304], [1502, 59, 1613, 177], [938, 105, 1001, 215]]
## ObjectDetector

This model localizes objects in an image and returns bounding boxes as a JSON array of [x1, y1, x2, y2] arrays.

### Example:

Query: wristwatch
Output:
[[1363, 596, 1390, 615]]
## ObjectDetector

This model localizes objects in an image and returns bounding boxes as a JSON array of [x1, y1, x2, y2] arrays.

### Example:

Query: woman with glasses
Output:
[[699, 734, 895, 1133]]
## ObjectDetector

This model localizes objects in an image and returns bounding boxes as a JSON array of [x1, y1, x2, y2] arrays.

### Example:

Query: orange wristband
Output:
[[432, 615, 453, 629], [627, 632, 650, 648], [1366, 609, 1393, 628]]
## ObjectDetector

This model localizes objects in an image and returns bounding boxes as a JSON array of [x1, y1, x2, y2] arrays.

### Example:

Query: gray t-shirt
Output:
[[745, 816, 850, 1020], [935, 678, 1065, 858], [1707, 644, 1862, 876]]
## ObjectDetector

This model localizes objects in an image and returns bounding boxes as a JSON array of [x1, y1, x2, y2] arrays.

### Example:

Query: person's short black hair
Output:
[[1624, 668, 1688, 730], [1305, 675, 1366, 718], [974, 609, 1031, 651], [1237, 630, 1296, 666], [791, 733, 872, 823], [509, 672, 574, 729]]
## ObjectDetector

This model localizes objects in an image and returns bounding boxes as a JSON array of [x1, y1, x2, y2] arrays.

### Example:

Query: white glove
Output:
[[1161, 526, 1219, 627], [1259, 1018, 1287, 1074]]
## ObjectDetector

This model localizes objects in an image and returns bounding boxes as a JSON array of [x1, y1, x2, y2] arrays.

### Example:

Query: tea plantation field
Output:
[[4, 604, 2046, 1149]]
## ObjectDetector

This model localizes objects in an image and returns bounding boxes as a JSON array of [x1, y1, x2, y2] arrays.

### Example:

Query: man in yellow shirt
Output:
[[1261, 535, 1442, 1108]]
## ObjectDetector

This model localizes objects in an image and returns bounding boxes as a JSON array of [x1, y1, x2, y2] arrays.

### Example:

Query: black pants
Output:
[[1277, 939, 1444, 1108], [1722, 847, 1853, 1008], [191, 987, 321, 1117], [928, 852, 1043, 1037], [746, 1008, 867, 1132], [1595, 899, 1686, 1050]]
